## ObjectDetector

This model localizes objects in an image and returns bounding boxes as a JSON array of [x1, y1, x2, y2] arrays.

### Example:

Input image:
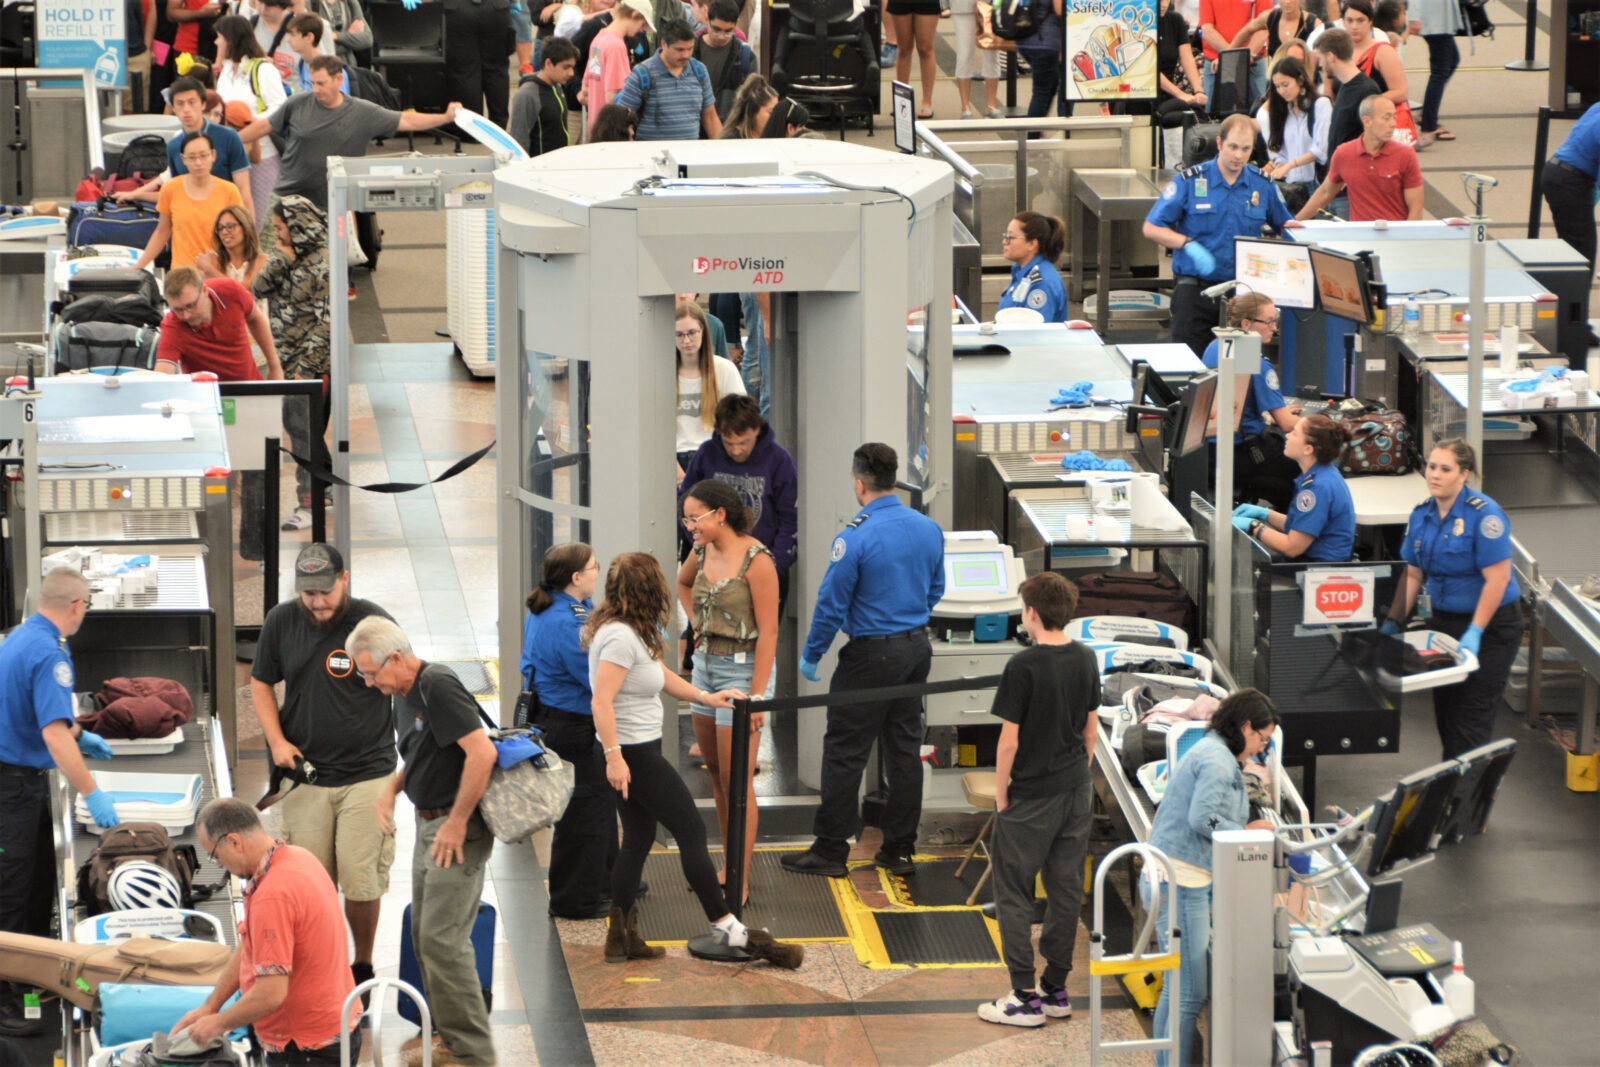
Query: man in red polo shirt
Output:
[[158, 266, 284, 381], [1296, 96, 1423, 223]]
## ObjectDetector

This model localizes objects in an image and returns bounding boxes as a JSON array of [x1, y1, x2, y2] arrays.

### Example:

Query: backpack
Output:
[[989, 0, 1039, 42], [117, 133, 171, 183], [56, 292, 165, 330], [347, 64, 403, 111], [75, 823, 202, 916], [241, 56, 273, 112], [628, 59, 711, 135]]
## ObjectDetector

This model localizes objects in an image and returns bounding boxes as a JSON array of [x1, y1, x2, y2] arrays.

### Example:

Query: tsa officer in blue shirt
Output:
[[1233, 414, 1356, 562], [1202, 292, 1303, 511], [521, 543, 618, 920], [0, 568, 118, 1037], [997, 212, 1069, 323], [1144, 113, 1294, 355], [1385, 440, 1523, 759], [1542, 99, 1600, 345], [782, 443, 945, 880]]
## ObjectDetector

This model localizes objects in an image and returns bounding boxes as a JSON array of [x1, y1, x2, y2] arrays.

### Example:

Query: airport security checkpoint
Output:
[[1, 43, 1599, 1067]]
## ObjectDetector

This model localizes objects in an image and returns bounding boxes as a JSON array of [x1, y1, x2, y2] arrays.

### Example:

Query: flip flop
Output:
[[1431, 128, 1457, 140], [917, 108, 935, 120]]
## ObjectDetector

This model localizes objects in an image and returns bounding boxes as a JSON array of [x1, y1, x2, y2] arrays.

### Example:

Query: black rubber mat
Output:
[[893, 858, 994, 907], [873, 910, 1001, 965], [634, 848, 847, 941]]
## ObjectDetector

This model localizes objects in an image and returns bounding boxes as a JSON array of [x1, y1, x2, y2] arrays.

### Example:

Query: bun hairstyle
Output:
[[1226, 291, 1275, 327], [527, 542, 595, 614], [685, 479, 751, 534], [1298, 413, 1351, 465], [1011, 211, 1066, 263], [1431, 437, 1478, 475]]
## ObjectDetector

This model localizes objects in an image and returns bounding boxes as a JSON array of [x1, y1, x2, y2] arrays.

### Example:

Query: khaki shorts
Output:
[[279, 775, 396, 901]]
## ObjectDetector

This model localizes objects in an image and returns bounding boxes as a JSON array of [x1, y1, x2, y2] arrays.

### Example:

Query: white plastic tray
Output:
[[1136, 759, 1169, 805], [1396, 630, 1478, 692], [103, 728, 184, 756], [1098, 673, 1229, 723], [1090, 642, 1214, 682], [1068, 615, 1189, 651], [74, 770, 201, 833]]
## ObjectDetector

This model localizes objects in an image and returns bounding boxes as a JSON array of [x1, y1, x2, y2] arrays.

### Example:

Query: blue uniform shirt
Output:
[[803, 495, 946, 664], [1401, 488, 1520, 614], [0, 613, 77, 769], [521, 592, 595, 715], [997, 255, 1068, 323], [1284, 462, 1355, 562], [1201, 342, 1289, 440], [1552, 99, 1600, 180], [1145, 160, 1293, 281]]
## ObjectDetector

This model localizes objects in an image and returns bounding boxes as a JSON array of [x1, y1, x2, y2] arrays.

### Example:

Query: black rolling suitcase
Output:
[[67, 267, 162, 305]]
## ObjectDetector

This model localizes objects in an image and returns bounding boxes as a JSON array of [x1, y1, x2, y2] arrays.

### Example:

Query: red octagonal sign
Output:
[[1315, 580, 1366, 619]]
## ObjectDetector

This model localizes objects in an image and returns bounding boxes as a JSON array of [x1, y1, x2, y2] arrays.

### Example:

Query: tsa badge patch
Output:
[[831, 537, 847, 561], [1027, 289, 1048, 310], [1481, 515, 1505, 539], [1296, 490, 1316, 513], [54, 661, 72, 688]]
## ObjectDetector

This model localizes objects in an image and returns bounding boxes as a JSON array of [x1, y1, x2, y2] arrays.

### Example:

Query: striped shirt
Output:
[[613, 54, 715, 141]]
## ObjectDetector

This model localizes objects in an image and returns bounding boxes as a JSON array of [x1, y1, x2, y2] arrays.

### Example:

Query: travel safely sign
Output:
[[38, 0, 127, 89], [1302, 568, 1376, 626]]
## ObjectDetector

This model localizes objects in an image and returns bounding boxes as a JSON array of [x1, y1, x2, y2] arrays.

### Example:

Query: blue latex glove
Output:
[[1233, 504, 1270, 523], [1185, 240, 1216, 277], [400, 0, 420, 9], [78, 730, 113, 760], [1457, 624, 1484, 659], [799, 659, 821, 682], [1232, 513, 1256, 533], [85, 789, 119, 829], [1378, 619, 1401, 636], [1051, 380, 1095, 408]]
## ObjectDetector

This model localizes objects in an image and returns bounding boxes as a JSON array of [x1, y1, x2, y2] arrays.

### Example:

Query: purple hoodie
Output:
[[680, 425, 798, 575]]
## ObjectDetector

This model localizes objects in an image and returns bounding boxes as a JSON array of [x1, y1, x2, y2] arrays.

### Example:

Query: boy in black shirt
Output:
[[977, 572, 1101, 1028], [510, 35, 578, 157]]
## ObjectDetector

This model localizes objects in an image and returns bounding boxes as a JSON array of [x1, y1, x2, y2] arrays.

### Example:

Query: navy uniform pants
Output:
[[1430, 602, 1523, 760]]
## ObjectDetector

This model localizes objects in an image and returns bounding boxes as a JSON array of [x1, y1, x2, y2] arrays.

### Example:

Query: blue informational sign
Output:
[[37, 0, 128, 90]]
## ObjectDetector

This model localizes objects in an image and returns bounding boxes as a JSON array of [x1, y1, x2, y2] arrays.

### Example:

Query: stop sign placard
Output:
[[1303, 569, 1377, 626]]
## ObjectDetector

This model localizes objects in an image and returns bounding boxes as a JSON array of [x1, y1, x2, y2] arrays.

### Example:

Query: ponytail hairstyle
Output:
[[1226, 291, 1275, 327], [1298, 413, 1352, 466], [526, 542, 595, 614], [1430, 437, 1478, 476], [719, 73, 778, 139], [1012, 210, 1066, 263]]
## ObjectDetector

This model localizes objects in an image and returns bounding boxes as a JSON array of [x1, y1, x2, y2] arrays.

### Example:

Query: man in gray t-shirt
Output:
[[238, 55, 461, 212]]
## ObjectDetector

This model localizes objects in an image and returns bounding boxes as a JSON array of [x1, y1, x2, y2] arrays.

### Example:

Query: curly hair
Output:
[[582, 552, 673, 661]]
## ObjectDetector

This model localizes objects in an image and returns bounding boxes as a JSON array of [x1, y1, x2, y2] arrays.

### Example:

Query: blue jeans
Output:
[[1419, 35, 1459, 133], [690, 647, 774, 726], [1141, 876, 1211, 1067], [738, 293, 770, 419], [1021, 47, 1062, 119], [510, 0, 534, 43]]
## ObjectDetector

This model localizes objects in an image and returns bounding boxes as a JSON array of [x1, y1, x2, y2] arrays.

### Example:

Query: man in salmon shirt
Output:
[[173, 798, 360, 1064]]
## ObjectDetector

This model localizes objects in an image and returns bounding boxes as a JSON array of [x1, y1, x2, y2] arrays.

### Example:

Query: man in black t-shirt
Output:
[[356, 616, 497, 1067], [977, 572, 1102, 1029], [249, 542, 397, 991], [1316, 28, 1381, 159]]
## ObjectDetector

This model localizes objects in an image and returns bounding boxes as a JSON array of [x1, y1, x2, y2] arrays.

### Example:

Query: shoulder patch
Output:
[[1179, 164, 1203, 179], [831, 537, 847, 561], [1466, 496, 1486, 509], [1161, 180, 1178, 200], [54, 660, 72, 688], [1480, 514, 1505, 539], [1027, 289, 1048, 309], [846, 512, 872, 529], [1296, 489, 1316, 513], [571, 602, 589, 619], [1265, 366, 1281, 391]]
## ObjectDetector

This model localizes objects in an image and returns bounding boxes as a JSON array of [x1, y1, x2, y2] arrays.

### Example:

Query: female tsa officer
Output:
[[1203, 292, 1303, 511], [1232, 414, 1356, 562], [1384, 438, 1523, 759], [997, 211, 1068, 323]]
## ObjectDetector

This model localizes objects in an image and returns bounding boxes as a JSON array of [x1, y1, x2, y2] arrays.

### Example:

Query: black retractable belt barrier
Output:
[[278, 440, 494, 495]]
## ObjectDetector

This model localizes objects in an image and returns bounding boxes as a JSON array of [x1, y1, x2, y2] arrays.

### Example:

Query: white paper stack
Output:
[[74, 771, 201, 834]]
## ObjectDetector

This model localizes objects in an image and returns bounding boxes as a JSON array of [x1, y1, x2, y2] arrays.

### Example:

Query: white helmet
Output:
[[107, 861, 183, 910]]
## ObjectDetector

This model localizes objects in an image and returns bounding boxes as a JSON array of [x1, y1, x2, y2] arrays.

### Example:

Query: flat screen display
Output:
[[945, 551, 1009, 595], [1235, 237, 1316, 309], [1308, 246, 1372, 324], [1179, 372, 1219, 458]]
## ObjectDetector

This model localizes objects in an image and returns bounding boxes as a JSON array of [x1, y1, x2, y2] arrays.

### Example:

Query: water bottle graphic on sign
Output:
[[95, 48, 122, 87]]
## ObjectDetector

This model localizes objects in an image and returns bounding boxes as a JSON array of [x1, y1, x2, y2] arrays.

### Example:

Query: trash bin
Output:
[[102, 115, 182, 136], [974, 162, 1040, 254]]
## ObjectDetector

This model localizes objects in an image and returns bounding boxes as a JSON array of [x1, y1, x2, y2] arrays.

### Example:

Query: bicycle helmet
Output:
[[107, 861, 183, 910]]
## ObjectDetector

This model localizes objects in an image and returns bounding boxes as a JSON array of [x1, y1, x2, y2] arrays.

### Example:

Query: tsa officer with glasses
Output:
[[1201, 291, 1303, 512], [1385, 439, 1523, 760], [996, 211, 1068, 323], [0, 568, 118, 1037]]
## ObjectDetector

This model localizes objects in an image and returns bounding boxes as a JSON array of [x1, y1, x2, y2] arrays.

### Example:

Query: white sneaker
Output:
[[977, 990, 1045, 1027], [985, 106, 1006, 119], [281, 508, 311, 531], [961, 107, 978, 120]]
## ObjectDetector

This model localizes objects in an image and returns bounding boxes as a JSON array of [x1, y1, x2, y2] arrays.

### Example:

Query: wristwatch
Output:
[[1249, 520, 1265, 537]]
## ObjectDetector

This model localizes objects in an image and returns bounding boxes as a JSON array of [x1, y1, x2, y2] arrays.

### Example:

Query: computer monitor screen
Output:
[[1365, 761, 1459, 879], [1236, 237, 1316, 309], [1309, 246, 1373, 324], [945, 551, 1010, 596], [1177, 372, 1219, 458]]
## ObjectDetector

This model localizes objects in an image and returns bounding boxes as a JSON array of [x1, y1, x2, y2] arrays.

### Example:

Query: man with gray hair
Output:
[[353, 616, 497, 1067], [1296, 94, 1423, 222], [0, 567, 118, 1037], [173, 798, 358, 1063]]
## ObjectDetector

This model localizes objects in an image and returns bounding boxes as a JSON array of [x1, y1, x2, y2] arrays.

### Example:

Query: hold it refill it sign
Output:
[[38, 0, 127, 90], [1302, 568, 1376, 626]]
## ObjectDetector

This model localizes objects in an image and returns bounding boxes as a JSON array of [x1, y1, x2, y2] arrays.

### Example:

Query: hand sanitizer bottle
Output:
[[1442, 940, 1475, 1018]]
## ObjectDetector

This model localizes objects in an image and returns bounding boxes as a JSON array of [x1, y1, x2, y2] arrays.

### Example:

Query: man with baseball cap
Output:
[[249, 543, 398, 992]]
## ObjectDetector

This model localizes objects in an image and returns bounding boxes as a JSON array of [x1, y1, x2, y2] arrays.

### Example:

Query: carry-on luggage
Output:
[[1071, 570, 1196, 634], [50, 322, 161, 375], [67, 200, 163, 253], [397, 900, 494, 1027], [0, 933, 229, 1009], [66, 265, 162, 303]]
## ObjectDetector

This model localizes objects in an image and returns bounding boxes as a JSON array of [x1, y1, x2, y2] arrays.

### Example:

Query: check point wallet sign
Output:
[[691, 255, 786, 285]]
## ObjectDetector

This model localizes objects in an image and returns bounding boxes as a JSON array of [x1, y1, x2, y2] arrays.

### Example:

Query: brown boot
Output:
[[743, 929, 805, 969], [605, 904, 665, 963]]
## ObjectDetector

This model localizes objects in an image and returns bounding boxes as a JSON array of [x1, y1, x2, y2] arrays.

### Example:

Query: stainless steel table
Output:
[[1069, 168, 1165, 334]]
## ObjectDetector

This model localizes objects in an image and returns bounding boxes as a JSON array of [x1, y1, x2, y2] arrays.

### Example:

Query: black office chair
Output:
[[772, 0, 880, 139]]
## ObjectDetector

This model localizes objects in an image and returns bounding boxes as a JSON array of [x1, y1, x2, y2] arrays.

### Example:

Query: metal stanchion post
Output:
[[1506, 0, 1549, 70], [264, 435, 280, 609], [687, 697, 755, 962]]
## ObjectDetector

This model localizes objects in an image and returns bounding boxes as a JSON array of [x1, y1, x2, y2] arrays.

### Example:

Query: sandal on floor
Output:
[[917, 108, 935, 120], [1430, 127, 1457, 140]]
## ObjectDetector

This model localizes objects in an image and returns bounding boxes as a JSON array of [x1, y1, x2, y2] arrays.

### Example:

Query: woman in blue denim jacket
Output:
[[1143, 689, 1280, 1067]]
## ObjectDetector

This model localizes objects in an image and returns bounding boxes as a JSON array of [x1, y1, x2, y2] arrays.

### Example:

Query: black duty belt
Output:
[[0, 761, 48, 777]]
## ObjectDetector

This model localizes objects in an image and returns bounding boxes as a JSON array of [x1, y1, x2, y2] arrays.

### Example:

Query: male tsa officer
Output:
[[1143, 112, 1294, 356], [782, 443, 945, 880], [0, 568, 119, 1037]]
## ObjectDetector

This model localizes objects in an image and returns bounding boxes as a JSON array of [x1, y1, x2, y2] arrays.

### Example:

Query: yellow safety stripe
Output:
[[1090, 952, 1180, 976]]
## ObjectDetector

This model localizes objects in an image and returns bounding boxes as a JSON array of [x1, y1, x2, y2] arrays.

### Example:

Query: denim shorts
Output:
[[690, 647, 774, 726], [510, 0, 534, 43]]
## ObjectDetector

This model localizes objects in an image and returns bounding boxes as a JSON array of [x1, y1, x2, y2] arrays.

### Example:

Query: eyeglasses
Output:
[[357, 653, 392, 681], [205, 833, 228, 865], [682, 510, 713, 528], [216, 220, 241, 232], [1247, 315, 1280, 328], [170, 292, 204, 315], [1000, 232, 1024, 242], [675, 329, 702, 340]]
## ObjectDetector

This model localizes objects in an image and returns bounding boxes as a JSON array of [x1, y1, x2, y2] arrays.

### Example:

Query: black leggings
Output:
[[612, 738, 728, 920]]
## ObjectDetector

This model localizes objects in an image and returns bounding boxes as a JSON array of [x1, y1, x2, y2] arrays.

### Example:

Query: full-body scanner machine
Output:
[[493, 141, 954, 777]]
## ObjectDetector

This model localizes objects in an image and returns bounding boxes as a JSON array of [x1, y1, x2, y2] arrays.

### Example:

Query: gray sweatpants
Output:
[[991, 783, 1094, 991]]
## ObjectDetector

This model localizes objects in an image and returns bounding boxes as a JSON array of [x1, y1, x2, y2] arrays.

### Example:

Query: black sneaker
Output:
[[780, 850, 847, 877], [1039, 984, 1072, 1019], [875, 850, 915, 876]]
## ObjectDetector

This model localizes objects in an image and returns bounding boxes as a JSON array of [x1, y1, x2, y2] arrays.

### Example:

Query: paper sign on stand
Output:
[[1301, 568, 1377, 625], [37, 0, 127, 89]]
